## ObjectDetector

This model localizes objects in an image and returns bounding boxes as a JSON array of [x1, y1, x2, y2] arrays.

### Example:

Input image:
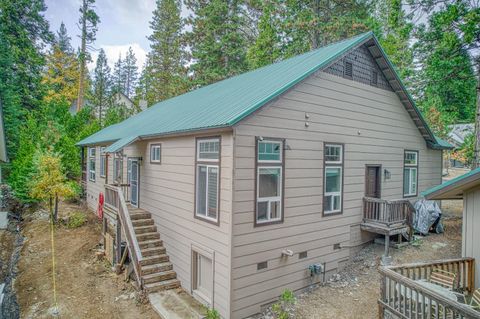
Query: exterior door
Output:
[[129, 159, 139, 207], [365, 165, 381, 198]]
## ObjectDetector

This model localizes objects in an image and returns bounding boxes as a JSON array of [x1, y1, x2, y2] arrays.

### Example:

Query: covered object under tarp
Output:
[[413, 199, 443, 235]]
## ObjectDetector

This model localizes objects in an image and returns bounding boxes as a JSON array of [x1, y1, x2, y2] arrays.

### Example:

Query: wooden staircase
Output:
[[129, 206, 181, 293]]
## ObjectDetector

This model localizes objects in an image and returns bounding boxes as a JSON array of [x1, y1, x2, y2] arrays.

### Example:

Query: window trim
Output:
[[403, 150, 419, 198], [194, 136, 221, 226], [197, 138, 220, 162], [88, 147, 96, 182], [113, 155, 123, 184], [257, 140, 283, 164], [100, 147, 106, 178], [322, 142, 344, 216], [150, 143, 162, 164], [254, 137, 285, 227]]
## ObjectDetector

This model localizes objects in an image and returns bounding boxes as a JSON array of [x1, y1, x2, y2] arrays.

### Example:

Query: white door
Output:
[[129, 159, 139, 207], [194, 253, 213, 305]]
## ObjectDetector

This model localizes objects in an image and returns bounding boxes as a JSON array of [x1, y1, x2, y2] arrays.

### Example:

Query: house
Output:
[[447, 123, 474, 168], [77, 32, 452, 318], [423, 168, 480, 289]]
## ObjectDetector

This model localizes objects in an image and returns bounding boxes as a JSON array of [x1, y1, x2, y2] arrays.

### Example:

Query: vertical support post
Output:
[[379, 274, 386, 319], [382, 235, 391, 265], [115, 193, 122, 265]]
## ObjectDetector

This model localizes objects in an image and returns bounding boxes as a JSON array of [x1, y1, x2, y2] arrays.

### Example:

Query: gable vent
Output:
[[371, 70, 378, 86], [344, 61, 353, 78]]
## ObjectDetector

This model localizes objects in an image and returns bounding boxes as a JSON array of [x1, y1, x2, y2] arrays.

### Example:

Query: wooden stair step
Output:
[[132, 219, 154, 227], [141, 246, 166, 257], [142, 270, 177, 284], [136, 232, 160, 241], [138, 239, 163, 249], [130, 212, 151, 220], [134, 225, 157, 234], [141, 262, 173, 275], [140, 254, 169, 266], [145, 279, 181, 293]]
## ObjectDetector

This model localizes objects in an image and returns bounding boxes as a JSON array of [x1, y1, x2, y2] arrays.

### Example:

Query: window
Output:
[[344, 60, 353, 78], [371, 70, 378, 86], [192, 247, 214, 305], [113, 156, 122, 183], [403, 150, 418, 197], [324, 143, 343, 215], [256, 138, 284, 225], [196, 138, 220, 223], [88, 147, 96, 182], [100, 147, 106, 178], [150, 144, 161, 163]]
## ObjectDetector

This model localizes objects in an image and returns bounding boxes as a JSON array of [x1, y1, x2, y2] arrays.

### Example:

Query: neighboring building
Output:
[[423, 168, 480, 289], [69, 92, 136, 118], [77, 32, 452, 318], [447, 123, 474, 168]]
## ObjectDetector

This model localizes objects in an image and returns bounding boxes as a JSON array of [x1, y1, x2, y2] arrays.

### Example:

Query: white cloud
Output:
[[88, 43, 147, 73]]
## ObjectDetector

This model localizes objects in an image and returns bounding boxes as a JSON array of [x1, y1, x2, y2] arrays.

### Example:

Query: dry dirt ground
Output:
[[15, 201, 159, 319]]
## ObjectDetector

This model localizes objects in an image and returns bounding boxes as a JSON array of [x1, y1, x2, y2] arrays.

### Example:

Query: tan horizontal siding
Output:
[[129, 133, 233, 318], [231, 71, 442, 317]]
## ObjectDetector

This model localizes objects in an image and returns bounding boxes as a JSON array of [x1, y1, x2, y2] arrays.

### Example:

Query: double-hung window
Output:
[[323, 143, 343, 215], [100, 147, 106, 178], [403, 150, 418, 197], [150, 144, 161, 163], [88, 147, 96, 182], [256, 138, 284, 225], [196, 138, 220, 223]]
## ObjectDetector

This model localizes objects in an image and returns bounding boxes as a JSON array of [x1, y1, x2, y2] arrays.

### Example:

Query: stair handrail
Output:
[[106, 184, 144, 289]]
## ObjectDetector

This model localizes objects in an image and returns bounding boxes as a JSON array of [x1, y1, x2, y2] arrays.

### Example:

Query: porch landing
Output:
[[149, 289, 205, 319]]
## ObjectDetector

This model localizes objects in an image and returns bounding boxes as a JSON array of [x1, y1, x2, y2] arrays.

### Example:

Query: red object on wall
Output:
[[97, 192, 104, 219]]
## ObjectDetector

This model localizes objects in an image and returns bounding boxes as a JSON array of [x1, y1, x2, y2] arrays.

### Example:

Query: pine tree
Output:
[[42, 23, 80, 103], [185, 0, 248, 86], [123, 47, 138, 98], [0, 0, 52, 159], [57, 22, 73, 54], [146, 0, 188, 104], [92, 49, 112, 125], [112, 54, 125, 94], [77, 0, 100, 112]]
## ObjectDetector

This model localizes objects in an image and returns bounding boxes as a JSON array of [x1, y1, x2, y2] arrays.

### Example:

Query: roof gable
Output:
[[77, 32, 451, 151], [423, 168, 480, 200]]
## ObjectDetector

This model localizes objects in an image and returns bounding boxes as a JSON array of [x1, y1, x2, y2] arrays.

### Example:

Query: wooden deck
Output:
[[378, 258, 479, 318]]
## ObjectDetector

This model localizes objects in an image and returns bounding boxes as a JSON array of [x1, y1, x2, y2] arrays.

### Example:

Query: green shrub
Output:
[[67, 211, 87, 228], [204, 307, 220, 319], [271, 289, 295, 319]]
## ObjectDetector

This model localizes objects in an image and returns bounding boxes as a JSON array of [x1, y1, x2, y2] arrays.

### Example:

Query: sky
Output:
[[44, 0, 189, 72]]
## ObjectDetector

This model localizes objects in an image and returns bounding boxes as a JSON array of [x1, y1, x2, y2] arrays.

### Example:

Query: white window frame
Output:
[[113, 156, 122, 183], [150, 144, 161, 163], [100, 147, 106, 178], [325, 144, 343, 164], [256, 166, 282, 224], [323, 143, 343, 215], [197, 138, 220, 162], [195, 137, 220, 224], [403, 150, 418, 197], [324, 166, 342, 214], [88, 147, 96, 182], [196, 164, 219, 222], [257, 140, 283, 163]]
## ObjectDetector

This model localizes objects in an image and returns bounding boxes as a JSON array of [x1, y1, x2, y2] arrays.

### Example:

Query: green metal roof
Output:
[[422, 167, 480, 199], [429, 135, 454, 150], [78, 31, 445, 150]]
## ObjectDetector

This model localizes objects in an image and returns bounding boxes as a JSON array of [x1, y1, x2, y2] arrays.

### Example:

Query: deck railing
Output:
[[363, 197, 414, 227], [104, 184, 143, 289], [379, 258, 479, 319]]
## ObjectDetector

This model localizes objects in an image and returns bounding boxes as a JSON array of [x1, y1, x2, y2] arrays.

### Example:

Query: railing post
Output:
[[115, 194, 122, 265]]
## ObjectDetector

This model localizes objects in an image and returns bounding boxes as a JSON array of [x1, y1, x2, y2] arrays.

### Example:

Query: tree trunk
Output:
[[54, 194, 59, 223], [49, 196, 54, 223], [475, 58, 480, 168], [77, 0, 88, 112]]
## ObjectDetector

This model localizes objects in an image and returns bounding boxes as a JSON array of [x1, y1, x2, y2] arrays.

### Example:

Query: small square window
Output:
[[404, 151, 418, 166], [258, 141, 282, 162], [197, 139, 219, 161], [325, 144, 342, 163], [150, 144, 161, 163], [89, 147, 96, 157], [257, 261, 268, 270]]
